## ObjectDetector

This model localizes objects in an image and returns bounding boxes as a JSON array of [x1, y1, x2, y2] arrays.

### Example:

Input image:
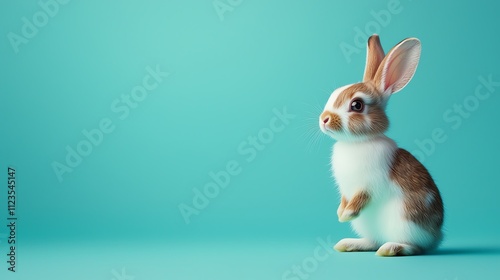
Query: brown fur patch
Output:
[[366, 106, 389, 135], [348, 114, 366, 135], [333, 83, 382, 109], [390, 149, 444, 234], [330, 113, 342, 130], [347, 104, 388, 136], [345, 191, 371, 214]]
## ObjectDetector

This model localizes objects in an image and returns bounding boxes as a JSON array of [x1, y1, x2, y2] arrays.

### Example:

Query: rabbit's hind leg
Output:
[[376, 242, 420, 256]]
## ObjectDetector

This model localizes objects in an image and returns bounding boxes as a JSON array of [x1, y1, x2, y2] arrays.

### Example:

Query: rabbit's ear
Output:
[[373, 38, 421, 94], [363, 34, 385, 82]]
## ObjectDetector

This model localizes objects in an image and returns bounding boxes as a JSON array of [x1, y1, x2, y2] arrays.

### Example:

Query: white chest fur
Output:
[[331, 136, 398, 199]]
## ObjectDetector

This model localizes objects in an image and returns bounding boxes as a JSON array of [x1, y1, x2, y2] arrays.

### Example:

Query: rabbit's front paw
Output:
[[337, 205, 345, 219], [339, 209, 358, 222]]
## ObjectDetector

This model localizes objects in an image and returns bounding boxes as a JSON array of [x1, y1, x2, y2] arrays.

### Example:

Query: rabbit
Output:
[[319, 34, 444, 256]]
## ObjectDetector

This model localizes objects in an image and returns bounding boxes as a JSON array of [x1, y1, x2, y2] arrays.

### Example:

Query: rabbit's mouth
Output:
[[320, 124, 342, 138], [319, 122, 330, 134]]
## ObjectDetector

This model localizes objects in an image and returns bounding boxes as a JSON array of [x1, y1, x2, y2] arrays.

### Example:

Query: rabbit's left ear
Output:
[[363, 35, 385, 82], [373, 38, 421, 94]]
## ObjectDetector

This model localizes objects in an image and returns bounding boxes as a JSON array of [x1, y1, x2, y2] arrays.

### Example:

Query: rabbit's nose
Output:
[[323, 117, 330, 124]]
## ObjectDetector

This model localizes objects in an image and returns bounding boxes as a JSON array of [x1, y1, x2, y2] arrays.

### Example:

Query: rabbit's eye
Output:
[[349, 99, 364, 112]]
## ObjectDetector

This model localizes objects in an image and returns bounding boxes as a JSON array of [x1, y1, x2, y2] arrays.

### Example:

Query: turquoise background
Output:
[[1, 0, 500, 279]]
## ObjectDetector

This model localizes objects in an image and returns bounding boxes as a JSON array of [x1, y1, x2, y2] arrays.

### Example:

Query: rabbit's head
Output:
[[319, 35, 421, 142]]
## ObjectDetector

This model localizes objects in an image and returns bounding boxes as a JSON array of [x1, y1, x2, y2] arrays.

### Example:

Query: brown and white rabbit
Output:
[[319, 35, 443, 256]]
